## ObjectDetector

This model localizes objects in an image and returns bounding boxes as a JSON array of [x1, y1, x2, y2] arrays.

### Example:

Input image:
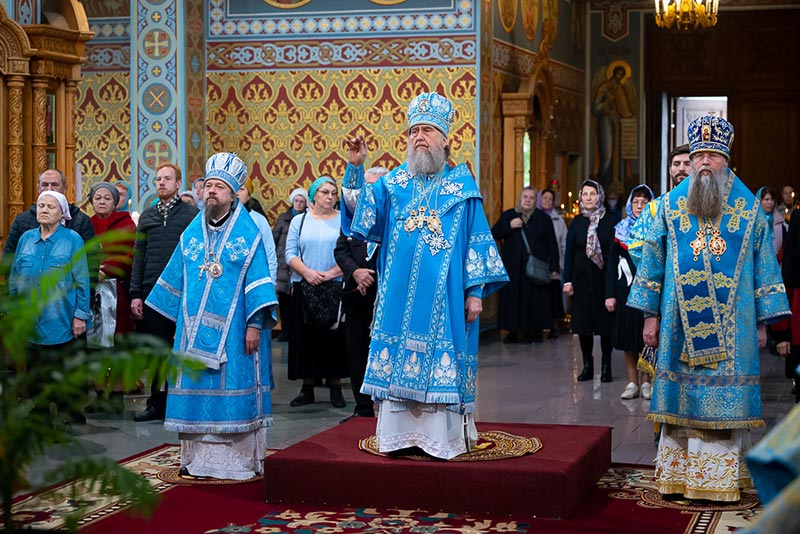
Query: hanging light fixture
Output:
[[654, 0, 719, 30]]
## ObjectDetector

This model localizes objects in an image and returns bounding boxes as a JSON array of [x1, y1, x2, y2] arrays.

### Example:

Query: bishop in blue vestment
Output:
[[628, 116, 790, 502], [342, 92, 508, 459], [146, 153, 277, 480]]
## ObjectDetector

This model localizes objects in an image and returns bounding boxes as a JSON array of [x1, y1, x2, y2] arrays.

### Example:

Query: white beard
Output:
[[687, 167, 727, 219], [407, 143, 446, 176]]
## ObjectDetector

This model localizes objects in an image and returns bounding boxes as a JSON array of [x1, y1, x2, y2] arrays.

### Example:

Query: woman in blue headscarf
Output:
[[285, 176, 348, 409], [605, 184, 653, 400], [758, 187, 785, 260]]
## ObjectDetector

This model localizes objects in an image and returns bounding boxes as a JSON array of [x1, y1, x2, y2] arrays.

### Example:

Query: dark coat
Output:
[[333, 231, 378, 318], [129, 199, 198, 300], [491, 208, 560, 332], [563, 211, 619, 335]]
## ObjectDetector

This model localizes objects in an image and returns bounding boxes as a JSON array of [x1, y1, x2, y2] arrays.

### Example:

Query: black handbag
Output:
[[299, 279, 343, 329], [520, 228, 551, 285]]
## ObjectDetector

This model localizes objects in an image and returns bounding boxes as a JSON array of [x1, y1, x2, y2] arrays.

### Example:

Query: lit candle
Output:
[[128, 198, 132, 211]]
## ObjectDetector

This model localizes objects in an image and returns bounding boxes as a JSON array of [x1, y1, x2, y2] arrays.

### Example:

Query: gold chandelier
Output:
[[654, 0, 719, 30]]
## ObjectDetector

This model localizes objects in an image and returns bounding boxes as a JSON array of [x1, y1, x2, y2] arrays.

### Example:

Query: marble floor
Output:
[[37, 331, 797, 484]]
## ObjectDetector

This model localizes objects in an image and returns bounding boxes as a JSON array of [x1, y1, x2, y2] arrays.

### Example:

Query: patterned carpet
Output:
[[8, 444, 763, 533]]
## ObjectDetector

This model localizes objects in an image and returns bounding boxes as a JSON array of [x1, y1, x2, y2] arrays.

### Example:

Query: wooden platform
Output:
[[263, 419, 611, 519]]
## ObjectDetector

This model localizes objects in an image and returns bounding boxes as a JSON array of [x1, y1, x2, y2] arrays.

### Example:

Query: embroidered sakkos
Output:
[[146, 203, 278, 435], [345, 162, 508, 413], [628, 170, 790, 431]]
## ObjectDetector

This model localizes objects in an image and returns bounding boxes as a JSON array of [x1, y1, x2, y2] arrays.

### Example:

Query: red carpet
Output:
[[9, 444, 760, 533], [264, 419, 612, 519], [86, 465, 761, 534]]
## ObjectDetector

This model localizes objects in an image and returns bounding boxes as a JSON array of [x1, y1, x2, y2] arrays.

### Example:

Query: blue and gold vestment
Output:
[[628, 171, 790, 430], [345, 162, 508, 413], [146, 203, 278, 434]]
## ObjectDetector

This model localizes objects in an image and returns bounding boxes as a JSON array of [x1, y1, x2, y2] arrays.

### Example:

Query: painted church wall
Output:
[[205, 0, 478, 221]]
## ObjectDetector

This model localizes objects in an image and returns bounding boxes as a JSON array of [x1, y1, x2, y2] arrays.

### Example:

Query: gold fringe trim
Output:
[[647, 413, 766, 430], [658, 482, 742, 503]]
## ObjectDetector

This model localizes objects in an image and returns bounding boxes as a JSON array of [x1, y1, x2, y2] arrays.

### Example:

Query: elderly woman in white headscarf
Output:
[[9, 190, 91, 349], [272, 187, 309, 342]]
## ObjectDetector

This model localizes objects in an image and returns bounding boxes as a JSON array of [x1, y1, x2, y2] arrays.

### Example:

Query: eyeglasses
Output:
[[317, 189, 338, 196], [692, 152, 725, 162]]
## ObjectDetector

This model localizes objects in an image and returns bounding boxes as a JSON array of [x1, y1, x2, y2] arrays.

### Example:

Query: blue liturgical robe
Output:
[[344, 162, 508, 413], [146, 203, 278, 434], [628, 171, 790, 430]]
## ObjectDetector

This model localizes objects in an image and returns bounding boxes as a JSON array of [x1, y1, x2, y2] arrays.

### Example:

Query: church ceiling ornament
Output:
[[262, 0, 312, 7], [541, 0, 558, 50], [209, 0, 474, 38]]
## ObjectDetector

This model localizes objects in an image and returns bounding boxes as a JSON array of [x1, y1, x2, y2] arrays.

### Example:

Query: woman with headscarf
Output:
[[273, 187, 309, 342], [563, 180, 620, 382], [285, 176, 348, 408], [9, 191, 91, 422], [538, 188, 568, 339], [492, 186, 560, 343], [89, 182, 137, 337], [605, 184, 653, 399]]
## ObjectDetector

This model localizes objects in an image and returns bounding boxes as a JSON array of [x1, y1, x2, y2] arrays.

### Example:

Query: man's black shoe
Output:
[[133, 406, 164, 422]]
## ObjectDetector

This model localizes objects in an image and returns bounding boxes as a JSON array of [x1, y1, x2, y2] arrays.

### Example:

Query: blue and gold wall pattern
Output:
[[132, 0, 181, 209]]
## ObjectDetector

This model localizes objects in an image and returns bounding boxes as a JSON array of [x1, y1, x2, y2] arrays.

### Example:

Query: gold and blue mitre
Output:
[[407, 92, 455, 136], [687, 115, 734, 159], [205, 152, 247, 192]]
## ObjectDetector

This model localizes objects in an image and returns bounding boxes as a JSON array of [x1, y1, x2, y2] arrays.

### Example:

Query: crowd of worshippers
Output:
[[2, 98, 800, 512]]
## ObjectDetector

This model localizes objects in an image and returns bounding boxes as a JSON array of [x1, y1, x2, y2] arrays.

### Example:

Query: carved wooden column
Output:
[[7, 75, 26, 224], [31, 75, 49, 177], [65, 80, 79, 199], [501, 93, 533, 210]]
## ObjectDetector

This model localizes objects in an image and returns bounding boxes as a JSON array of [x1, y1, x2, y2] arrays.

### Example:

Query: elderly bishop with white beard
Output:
[[341, 92, 508, 460], [628, 115, 790, 503]]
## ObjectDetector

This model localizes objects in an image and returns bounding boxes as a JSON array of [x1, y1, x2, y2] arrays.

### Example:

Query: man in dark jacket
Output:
[[3, 170, 97, 275], [333, 166, 388, 421], [130, 162, 198, 422]]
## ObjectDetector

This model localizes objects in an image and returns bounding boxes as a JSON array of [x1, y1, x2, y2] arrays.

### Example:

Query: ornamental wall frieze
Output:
[[208, 0, 474, 38], [208, 36, 476, 70], [85, 43, 130, 71], [550, 60, 584, 94], [492, 39, 536, 77], [88, 19, 131, 43]]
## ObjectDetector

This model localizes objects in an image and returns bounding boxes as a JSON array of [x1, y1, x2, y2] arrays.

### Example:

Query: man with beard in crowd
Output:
[[130, 162, 198, 422], [628, 115, 790, 503], [341, 92, 507, 459], [627, 144, 690, 265]]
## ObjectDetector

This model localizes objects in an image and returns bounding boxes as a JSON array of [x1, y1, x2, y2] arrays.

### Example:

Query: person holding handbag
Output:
[[285, 175, 349, 408], [492, 186, 560, 344]]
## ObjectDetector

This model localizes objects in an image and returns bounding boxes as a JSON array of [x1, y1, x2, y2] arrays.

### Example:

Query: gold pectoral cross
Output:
[[690, 230, 707, 260], [404, 206, 444, 235]]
